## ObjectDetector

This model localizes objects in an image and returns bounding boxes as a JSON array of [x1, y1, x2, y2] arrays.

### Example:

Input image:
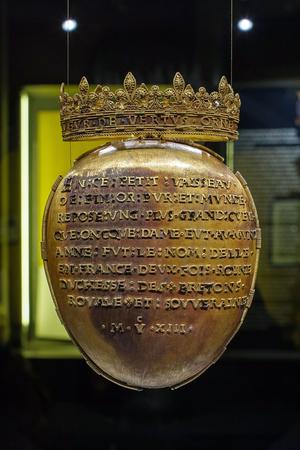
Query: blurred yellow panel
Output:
[[35, 110, 105, 339]]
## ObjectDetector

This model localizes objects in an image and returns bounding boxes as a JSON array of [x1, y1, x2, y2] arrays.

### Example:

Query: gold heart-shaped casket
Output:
[[41, 74, 260, 389]]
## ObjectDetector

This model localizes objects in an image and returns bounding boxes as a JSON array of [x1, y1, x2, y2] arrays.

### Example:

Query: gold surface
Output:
[[42, 139, 260, 389], [60, 73, 240, 142]]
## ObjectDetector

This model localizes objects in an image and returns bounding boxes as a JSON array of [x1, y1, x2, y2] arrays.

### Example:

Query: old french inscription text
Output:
[[42, 140, 260, 389]]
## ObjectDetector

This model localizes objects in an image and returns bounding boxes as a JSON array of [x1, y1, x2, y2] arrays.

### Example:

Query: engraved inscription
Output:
[[44, 140, 259, 387], [54, 171, 257, 333]]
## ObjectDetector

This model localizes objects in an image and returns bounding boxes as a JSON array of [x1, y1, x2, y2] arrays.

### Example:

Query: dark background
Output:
[[1, 1, 300, 449]]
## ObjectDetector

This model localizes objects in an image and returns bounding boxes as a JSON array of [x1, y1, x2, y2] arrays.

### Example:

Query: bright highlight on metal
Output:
[[237, 18, 253, 32], [62, 18, 77, 32]]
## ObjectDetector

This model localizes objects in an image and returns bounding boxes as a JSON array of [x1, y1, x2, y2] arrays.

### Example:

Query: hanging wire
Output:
[[226, 0, 235, 171], [66, 0, 72, 167], [230, 0, 233, 85], [66, 0, 70, 86]]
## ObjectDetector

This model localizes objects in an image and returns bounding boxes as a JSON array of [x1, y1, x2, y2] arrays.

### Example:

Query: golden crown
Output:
[[60, 72, 241, 142]]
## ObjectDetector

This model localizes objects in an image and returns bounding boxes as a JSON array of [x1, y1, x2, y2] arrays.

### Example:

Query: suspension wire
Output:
[[66, 0, 72, 167], [230, 0, 233, 85], [226, 0, 235, 171]]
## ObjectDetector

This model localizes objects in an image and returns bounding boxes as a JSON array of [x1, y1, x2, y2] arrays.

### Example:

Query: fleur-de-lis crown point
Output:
[[79, 76, 89, 96], [124, 72, 137, 94], [173, 72, 185, 93]]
